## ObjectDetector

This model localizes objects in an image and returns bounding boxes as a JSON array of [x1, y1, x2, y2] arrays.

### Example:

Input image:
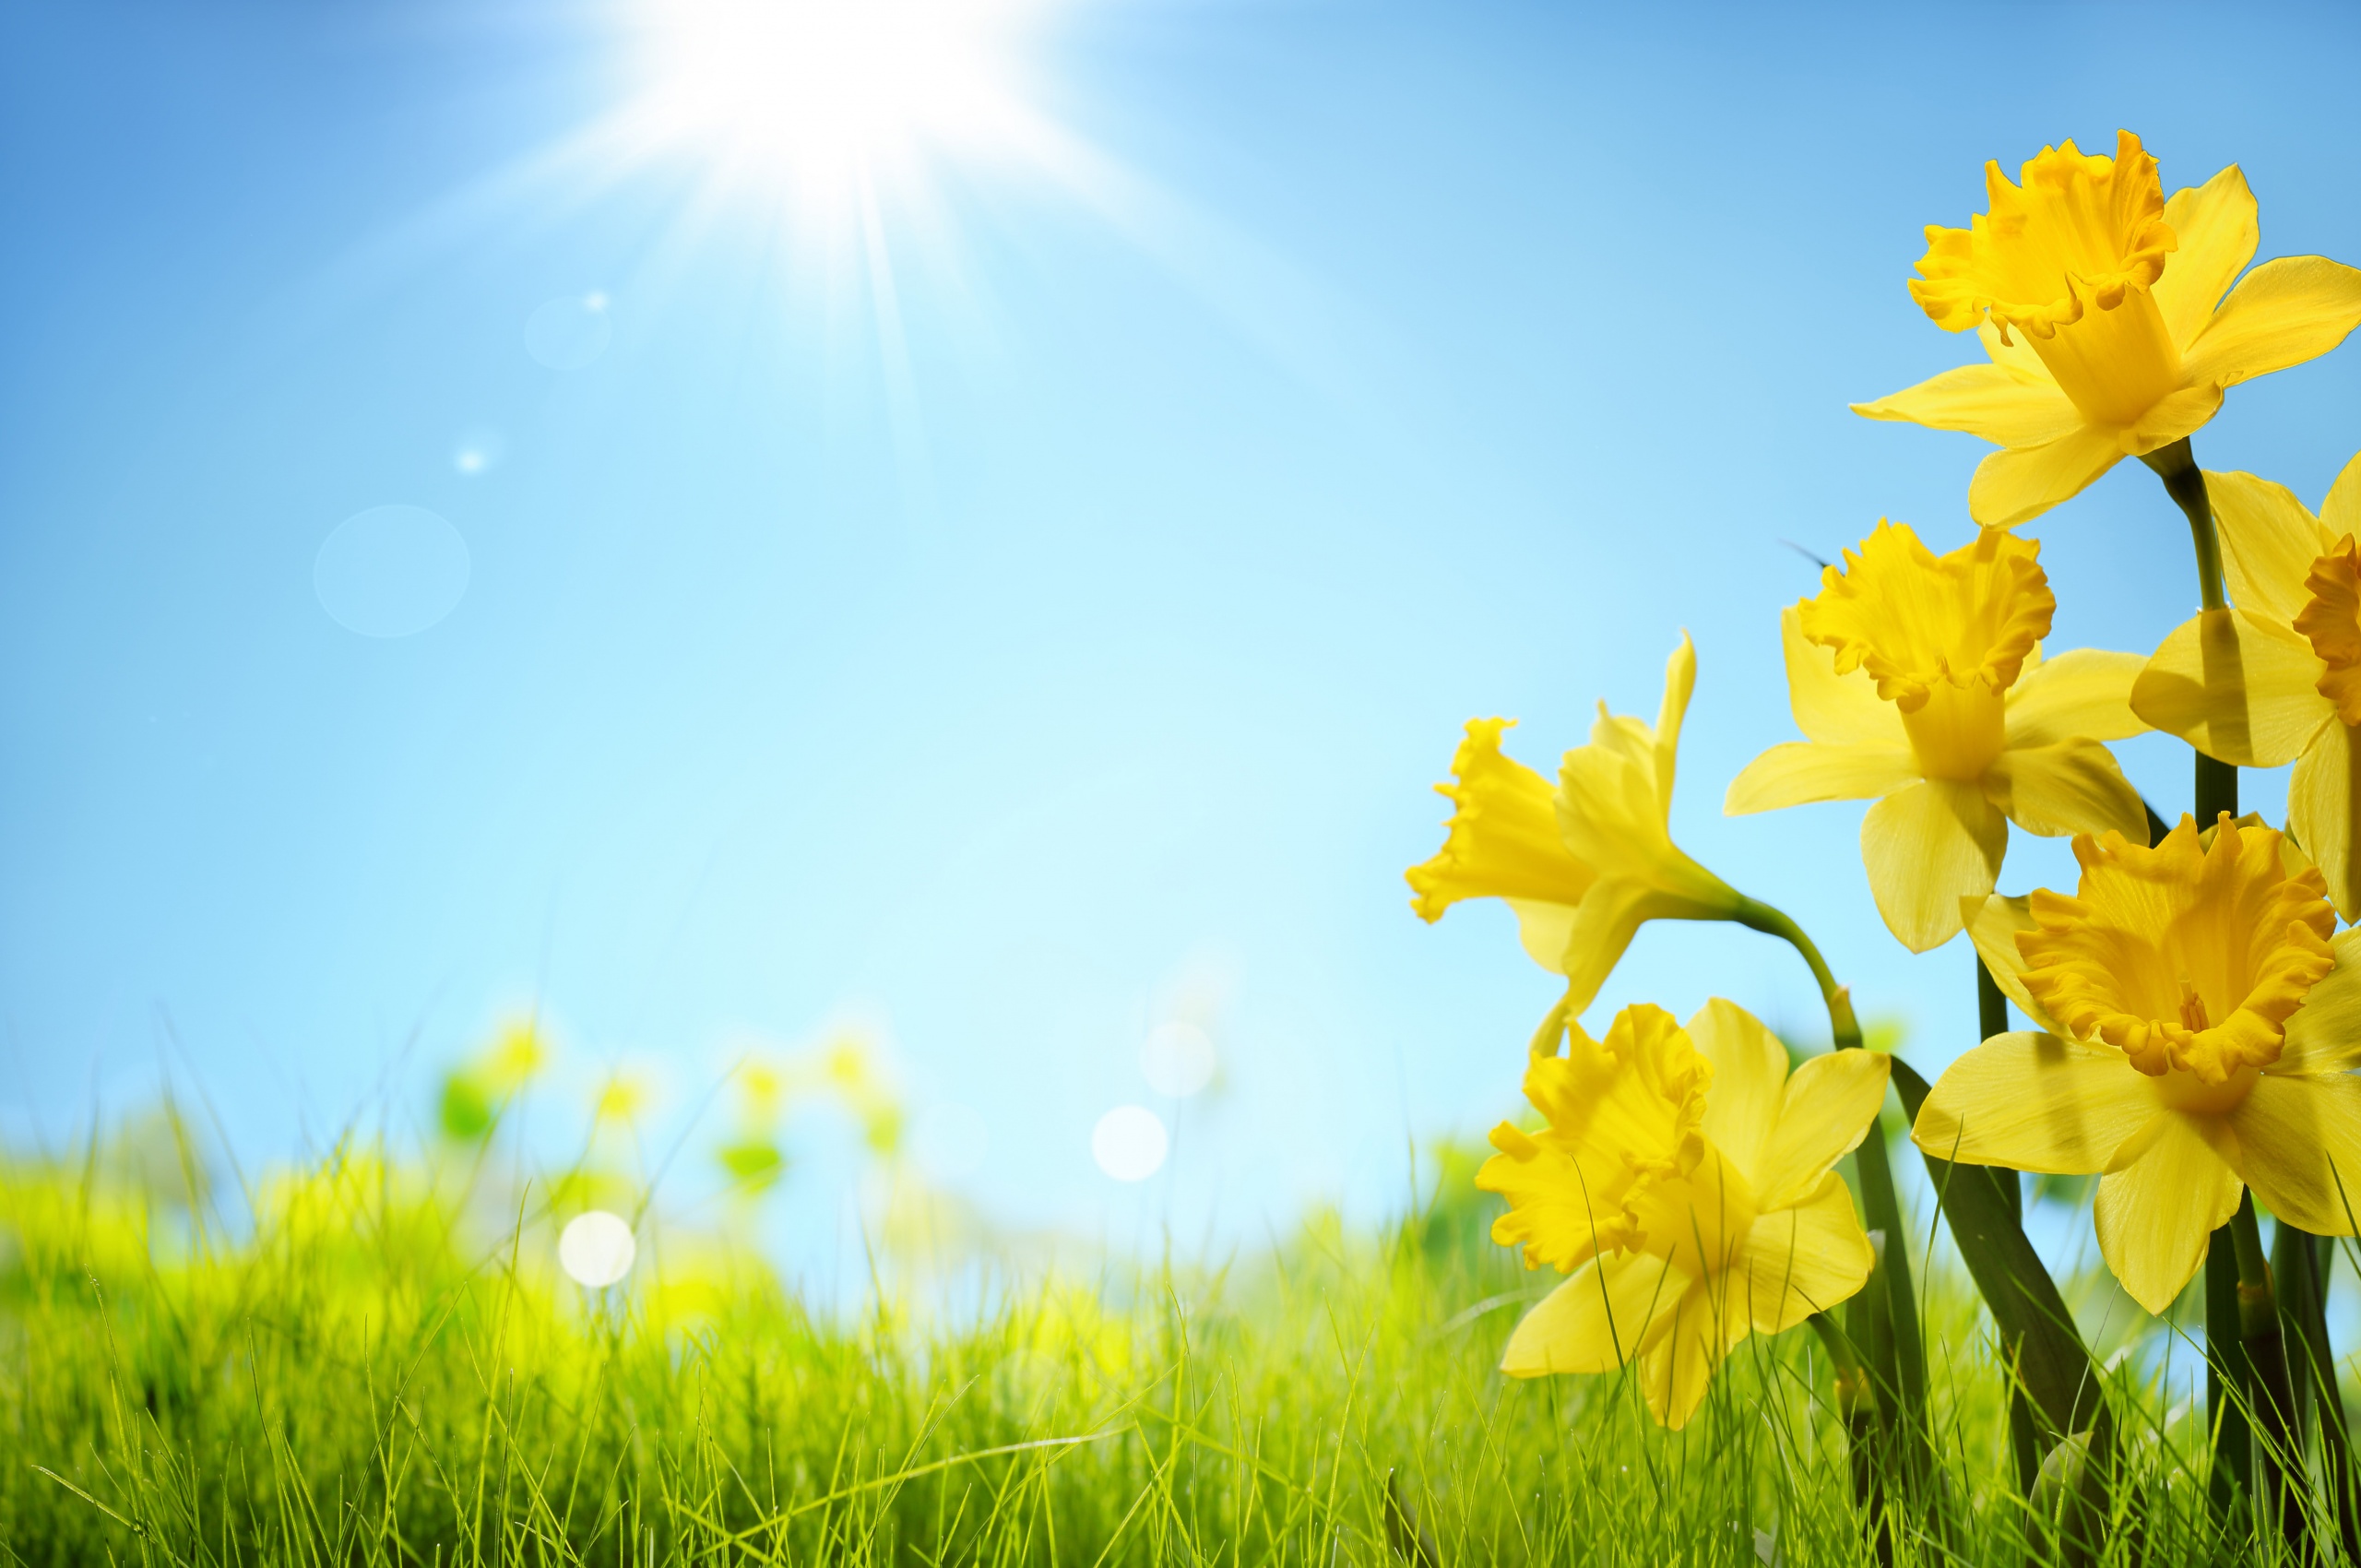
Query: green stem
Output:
[[2141, 437, 2224, 612], [1976, 956, 2043, 1497], [1811, 1305, 1888, 1562], [2149, 440, 2266, 1535], [2274, 1225, 2360, 1562], [2207, 1229, 2252, 1515], [1731, 895, 1930, 1493], [2198, 753, 2246, 1526], [2229, 1196, 2304, 1555], [1730, 896, 1848, 1038]]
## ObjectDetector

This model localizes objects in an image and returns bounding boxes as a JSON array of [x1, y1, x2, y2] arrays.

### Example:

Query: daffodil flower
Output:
[[1479, 1000, 1889, 1429], [1406, 636, 1743, 1015], [1726, 522, 2147, 952], [2132, 455, 2361, 915], [1918, 816, 2361, 1315], [1855, 131, 2361, 529]]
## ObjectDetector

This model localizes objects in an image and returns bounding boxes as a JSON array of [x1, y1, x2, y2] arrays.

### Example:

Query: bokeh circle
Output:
[[559, 1210, 637, 1288], [525, 292, 612, 370], [314, 505, 470, 637]]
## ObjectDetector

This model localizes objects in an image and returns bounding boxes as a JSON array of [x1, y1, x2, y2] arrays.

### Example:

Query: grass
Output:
[[0, 1099, 2309, 1566]]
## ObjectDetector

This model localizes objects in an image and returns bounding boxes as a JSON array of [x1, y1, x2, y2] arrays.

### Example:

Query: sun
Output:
[[629, 0, 1044, 198]]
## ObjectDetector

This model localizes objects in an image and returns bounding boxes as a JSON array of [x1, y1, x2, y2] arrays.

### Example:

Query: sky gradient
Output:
[[6, 0, 2360, 1274]]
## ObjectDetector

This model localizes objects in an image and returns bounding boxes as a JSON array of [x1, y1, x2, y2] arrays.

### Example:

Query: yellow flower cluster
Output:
[[1410, 129, 2361, 1443]]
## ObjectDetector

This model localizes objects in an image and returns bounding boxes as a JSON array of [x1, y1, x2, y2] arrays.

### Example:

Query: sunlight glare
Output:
[[636, 0, 1038, 190]]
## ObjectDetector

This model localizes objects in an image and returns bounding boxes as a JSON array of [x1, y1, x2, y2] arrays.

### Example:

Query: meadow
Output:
[[0, 1092, 2301, 1567]]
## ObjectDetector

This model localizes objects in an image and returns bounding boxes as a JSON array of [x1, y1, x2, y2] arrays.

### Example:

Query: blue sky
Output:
[[5, 0, 2359, 1267]]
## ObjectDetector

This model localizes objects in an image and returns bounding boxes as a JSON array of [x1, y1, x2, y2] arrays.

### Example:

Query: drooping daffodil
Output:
[[2132, 455, 2361, 916], [1726, 521, 2148, 952], [1407, 635, 1743, 1015], [1919, 816, 2361, 1315], [1480, 999, 1889, 1429], [1855, 130, 2361, 529]]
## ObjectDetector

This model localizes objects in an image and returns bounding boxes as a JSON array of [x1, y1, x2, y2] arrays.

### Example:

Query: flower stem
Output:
[[2228, 1194, 2304, 1554], [1728, 897, 1853, 1045], [2141, 436, 2225, 612], [1729, 895, 1930, 1494], [2272, 1222, 2360, 1562], [1976, 955, 2044, 1495], [2147, 436, 2265, 1527]]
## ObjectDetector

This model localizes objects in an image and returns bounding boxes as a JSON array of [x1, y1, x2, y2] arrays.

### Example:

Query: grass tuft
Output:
[[0, 1108, 2272, 1565]]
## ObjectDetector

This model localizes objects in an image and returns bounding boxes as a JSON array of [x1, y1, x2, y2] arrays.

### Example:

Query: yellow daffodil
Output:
[[1479, 999, 1889, 1429], [2132, 455, 2361, 915], [1919, 816, 2361, 1314], [1726, 522, 2147, 952], [1855, 130, 2361, 529], [1407, 636, 1743, 1015]]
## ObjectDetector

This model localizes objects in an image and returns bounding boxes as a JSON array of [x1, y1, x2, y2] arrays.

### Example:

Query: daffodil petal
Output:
[[1860, 778, 2006, 952], [1982, 737, 2147, 839], [1968, 424, 2124, 529], [2125, 382, 2225, 455], [2182, 255, 2361, 391], [1556, 637, 1722, 897], [1736, 1172, 1875, 1336], [1637, 1288, 1736, 1431], [1977, 320, 2052, 382], [2155, 165, 2260, 348], [1687, 998, 1787, 1183], [1501, 1251, 1689, 1377], [1725, 742, 1921, 814], [1653, 632, 1696, 798], [2290, 719, 2361, 921], [2003, 647, 2147, 747], [2280, 930, 2361, 1075], [1502, 899, 1577, 974], [2131, 609, 2335, 767], [2226, 1074, 2361, 1236], [1557, 880, 1658, 1016], [2093, 1112, 2240, 1315], [1849, 362, 2083, 447], [2213, 469, 2336, 629], [1776, 604, 1906, 748], [1913, 1030, 2156, 1174], [1958, 894, 2065, 1036], [2322, 452, 2361, 541], [1754, 1048, 1890, 1211]]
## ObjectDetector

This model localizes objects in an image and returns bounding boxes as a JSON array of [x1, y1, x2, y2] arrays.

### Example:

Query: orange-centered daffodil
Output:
[[1480, 999, 1888, 1429], [1408, 636, 1742, 1016], [1726, 522, 2147, 952], [1920, 817, 2361, 1315], [1856, 131, 2361, 529], [2132, 455, 2361, 916]]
